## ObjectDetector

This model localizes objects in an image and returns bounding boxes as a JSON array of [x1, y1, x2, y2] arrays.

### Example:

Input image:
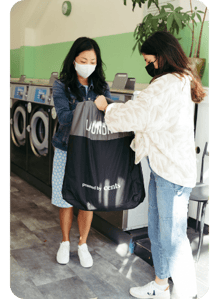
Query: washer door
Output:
[[12, 105, 26, 146], [30, 109, 49, 156]]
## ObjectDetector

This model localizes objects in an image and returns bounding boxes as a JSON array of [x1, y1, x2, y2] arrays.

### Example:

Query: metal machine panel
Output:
[[26, 84, 56, 186], [10, 83, 29, 170], [188, 88, 209, 224]]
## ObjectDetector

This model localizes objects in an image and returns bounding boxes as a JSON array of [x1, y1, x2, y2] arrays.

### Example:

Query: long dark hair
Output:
[[141, 31, 206, 103], [59, 37, 107, 101]]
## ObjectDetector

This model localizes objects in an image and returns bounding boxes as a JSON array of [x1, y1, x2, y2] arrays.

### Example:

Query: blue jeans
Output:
[[147, 159, 197, 297]]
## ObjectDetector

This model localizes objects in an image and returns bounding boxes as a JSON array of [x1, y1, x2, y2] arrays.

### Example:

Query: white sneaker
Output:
[[78, 243, 93, 268], [56, 241, 70, 264], [129, 281, 170, 299]]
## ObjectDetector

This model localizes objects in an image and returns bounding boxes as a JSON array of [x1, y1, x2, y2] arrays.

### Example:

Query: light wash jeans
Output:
[[147, 159, 197, 297]]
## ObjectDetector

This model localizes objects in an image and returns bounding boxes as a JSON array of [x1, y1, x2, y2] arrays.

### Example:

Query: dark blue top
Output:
[[52, 79, 111, 151]]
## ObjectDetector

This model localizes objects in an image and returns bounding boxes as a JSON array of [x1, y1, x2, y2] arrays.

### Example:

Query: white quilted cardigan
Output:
[[105, 73, 197, 188]]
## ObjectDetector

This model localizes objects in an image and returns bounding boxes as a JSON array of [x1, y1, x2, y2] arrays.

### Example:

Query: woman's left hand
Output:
[[94, 95, 108, 111]]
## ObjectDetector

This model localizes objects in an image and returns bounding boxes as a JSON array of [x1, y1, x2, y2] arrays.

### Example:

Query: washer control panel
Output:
[[12, 85, 28, 100], [27, 86, 54, 106], [34, 88, 47, 103]]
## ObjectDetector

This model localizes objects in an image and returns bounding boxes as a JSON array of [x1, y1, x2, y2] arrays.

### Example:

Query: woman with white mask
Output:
[[51, 37, 111, 267]]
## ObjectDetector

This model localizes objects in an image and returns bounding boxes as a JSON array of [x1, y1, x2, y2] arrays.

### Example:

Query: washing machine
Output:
[[26, 84, 58, 186], [10, 83, 29, 170]]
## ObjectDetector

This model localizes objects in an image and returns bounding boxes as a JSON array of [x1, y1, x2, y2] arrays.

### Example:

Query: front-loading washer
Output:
[[10, 83, 29, 170], [26, 84, 57, 186]]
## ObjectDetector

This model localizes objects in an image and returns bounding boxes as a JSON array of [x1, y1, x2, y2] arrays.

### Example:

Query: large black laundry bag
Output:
[[62, 99, 145, 211]]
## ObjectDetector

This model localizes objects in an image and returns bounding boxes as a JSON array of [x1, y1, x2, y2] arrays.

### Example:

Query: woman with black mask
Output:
[[95, 31, 205, 299]]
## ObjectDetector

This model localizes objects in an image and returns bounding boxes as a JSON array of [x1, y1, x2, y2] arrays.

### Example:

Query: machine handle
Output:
[[26, 125, 31, 132]]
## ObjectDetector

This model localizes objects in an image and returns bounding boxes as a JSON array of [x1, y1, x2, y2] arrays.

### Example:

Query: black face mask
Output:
[[145, 60, 160, 77]]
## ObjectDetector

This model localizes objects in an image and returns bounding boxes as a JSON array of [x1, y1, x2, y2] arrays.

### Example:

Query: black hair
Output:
[[59, 37, 107, 101], [141, 31, 205, 103]]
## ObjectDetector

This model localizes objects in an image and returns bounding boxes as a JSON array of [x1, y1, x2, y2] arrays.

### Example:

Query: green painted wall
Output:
[[177, 21, 209, 87], [10, 46, 35, 78], [10, 48, 21, 78], [95, 33, 150, 84], [10, 21, 209, 86]]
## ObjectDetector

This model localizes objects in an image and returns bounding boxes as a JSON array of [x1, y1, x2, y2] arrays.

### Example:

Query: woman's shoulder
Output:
[[53, 79, 65, 88], [52, 80, 68, 95], [165, 72, 192, 82], [154, 72, 179, 82], [153, 72, 191, 88]]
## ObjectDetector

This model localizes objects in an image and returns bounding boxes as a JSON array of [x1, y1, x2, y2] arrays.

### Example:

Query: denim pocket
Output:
[[174, 185, 192, 197], [174, 184, 185, 196]]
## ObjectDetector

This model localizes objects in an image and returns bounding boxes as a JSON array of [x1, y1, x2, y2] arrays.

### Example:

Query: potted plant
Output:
[[188, 0, 207, 78], [123, 0, 207, 78]]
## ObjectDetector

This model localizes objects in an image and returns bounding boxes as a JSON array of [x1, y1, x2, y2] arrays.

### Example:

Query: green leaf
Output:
[[138, 42, 141, 53], [175, 20, 180, 34], [151, 18, 158, 31], [174, 13, 182, 29], [197, 13, 202, 23], [123, 0, 127, 5], [151, 15, 159, 19], [152, 11, 167, 19], [175, 7, 183, 13], [132, 0, 136, 11], [159, 11, 168, 18], [148, 0, 153, 9], [161, 6, 165, 14], [134, 25, 139, 36], [132, 40, 139, 52], [163, 3, 174, 11], [167, 14, 174, 31], [144, 19, 149, 27], [146, 13, 153, 21], [197, 10, 204, 14], [185, 14, 190, 21]]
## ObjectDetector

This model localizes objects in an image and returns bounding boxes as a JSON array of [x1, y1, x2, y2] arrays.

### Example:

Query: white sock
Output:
[[154, 281, 169, 291]]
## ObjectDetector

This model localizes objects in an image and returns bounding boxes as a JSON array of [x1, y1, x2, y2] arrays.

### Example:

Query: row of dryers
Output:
[[10, 80, 58, 187]]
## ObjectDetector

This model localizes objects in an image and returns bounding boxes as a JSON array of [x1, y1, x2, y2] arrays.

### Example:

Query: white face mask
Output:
[[74, 61, 96, 79]]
